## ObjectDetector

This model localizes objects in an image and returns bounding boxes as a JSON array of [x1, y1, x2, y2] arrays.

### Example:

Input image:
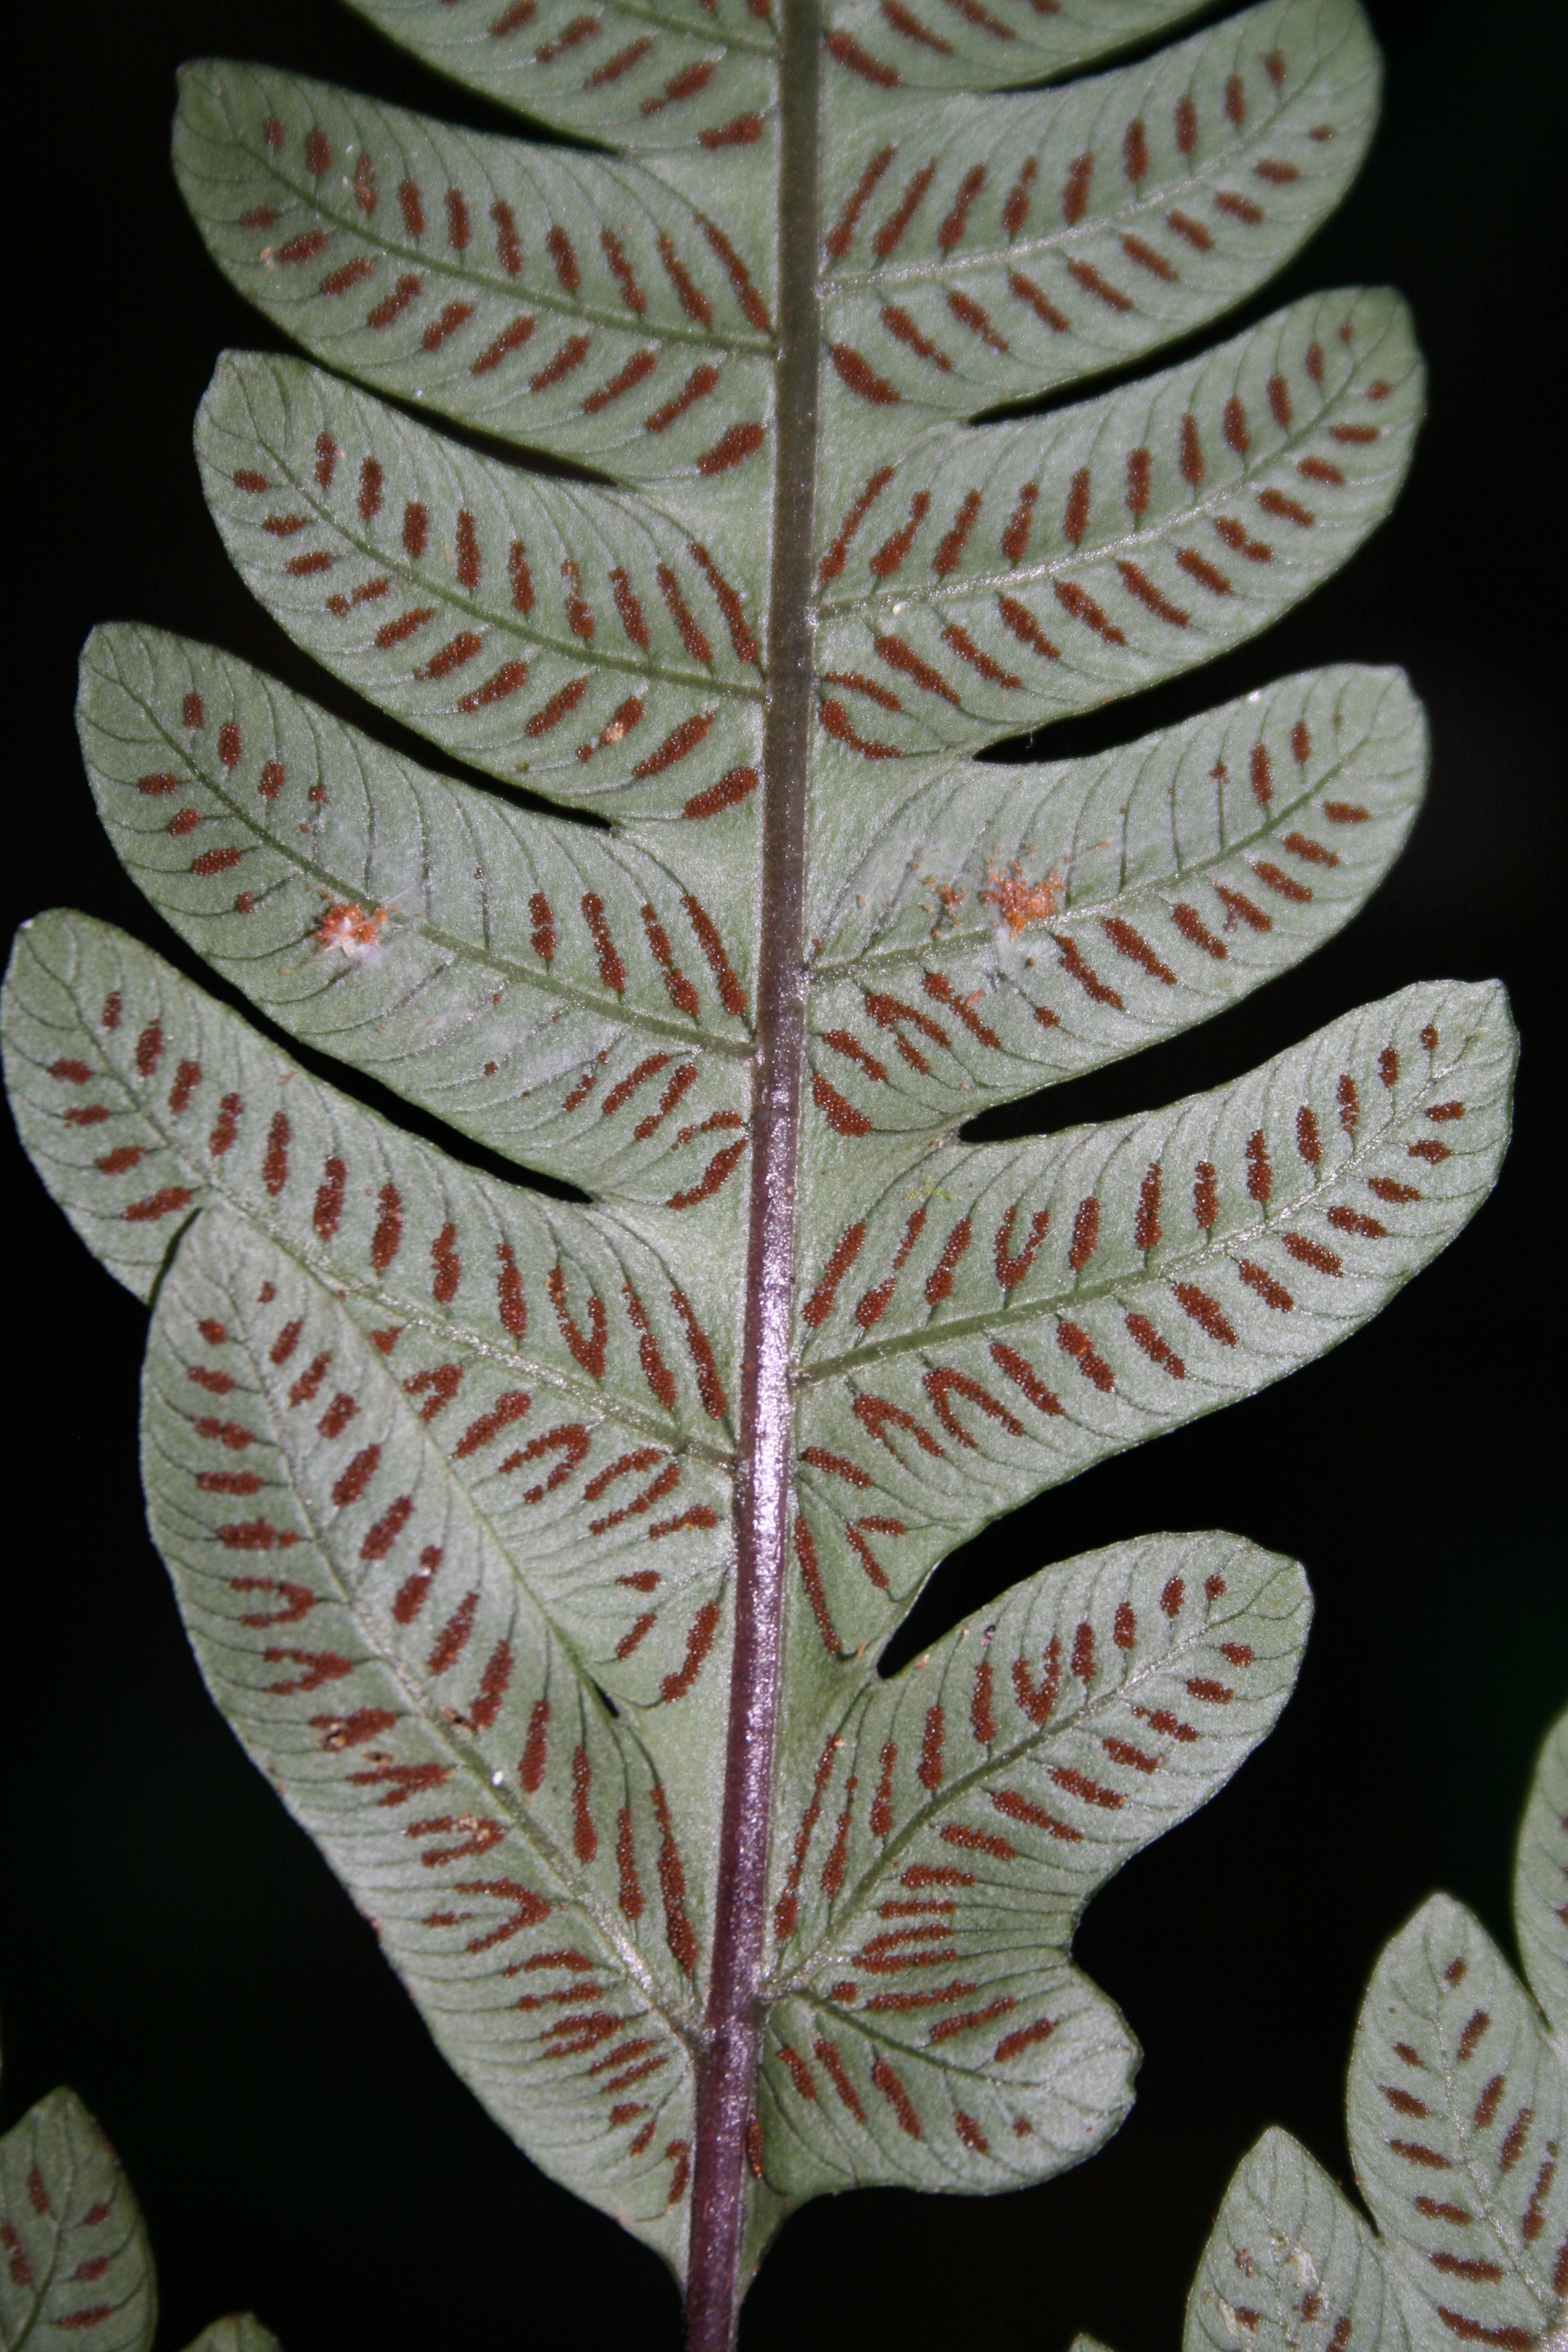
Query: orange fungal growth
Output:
[[981, 862, 1067, 936], [314, 901, 393, 958]]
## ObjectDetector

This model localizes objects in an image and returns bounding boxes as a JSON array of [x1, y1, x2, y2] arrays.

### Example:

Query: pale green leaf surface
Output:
[[1347, 1893, 1567, 2352], [181, 2323, 284, 2352], [1183, 2126, 1414, 2352], [143, 1207, 708, 2266], [820, 0, 1207, 97], [2, 0, 1519, 2278], [792, 979, 1514, 1649], [1088, 1725, 1568, 2352], [754, 1536, 1307, 2227], [174, 63, 778, 480], [342, 0, 779, 153], [2, 906, 1335, 2281], [0, 2089, 156, 2352], [195, 353, 769, 816], [77, 626, 757, 1207], [343, 0, 1205, 148], [820, 0, 1380, 417], [1, 912, 742, 1717], [816, 289, 1421, 755], [80, 624, 1426, 1174], [806, 664, 1426, 1126], [1516, 1710, 1568, 2040]]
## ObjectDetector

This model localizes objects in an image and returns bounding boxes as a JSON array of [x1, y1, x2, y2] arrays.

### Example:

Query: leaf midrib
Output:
[[1426, 1961, 1558, 2310], [107, 688, 755, 1062], [220, 368, 768, 705], [826, 27, 1367, 297], [44, 951, 736, 1467], [807, 715, 1403, 978], [182, 1235, 703, 2048], [4, 2114, 131, 2352], [770, 1558, 1276, 1992], [798, 1020, 1485, 1385], [815, 300, 1408, 619], [212, 88, 775, 355]]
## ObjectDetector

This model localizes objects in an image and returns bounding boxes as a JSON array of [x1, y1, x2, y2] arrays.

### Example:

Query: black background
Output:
[[3, 3, 1563, 2345]]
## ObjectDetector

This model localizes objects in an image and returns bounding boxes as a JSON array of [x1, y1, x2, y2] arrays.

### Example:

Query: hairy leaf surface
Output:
[[1, 0, 1516, 2325], [1185, 2129, 1414, 2352], [817, 0, 1208, 98], [344, 0, 783, 154], [1348, 1894, 1565, 2352]]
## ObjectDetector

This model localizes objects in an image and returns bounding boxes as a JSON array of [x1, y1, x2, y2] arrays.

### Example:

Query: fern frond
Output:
[[1, 0, 1516, 2328]]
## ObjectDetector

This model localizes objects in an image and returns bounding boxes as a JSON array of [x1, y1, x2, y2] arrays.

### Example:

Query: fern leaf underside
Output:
[[0, 2072, 284, 2351], [1, 0, 1516, 2325], [1073, 1710, 1568, 2352]]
